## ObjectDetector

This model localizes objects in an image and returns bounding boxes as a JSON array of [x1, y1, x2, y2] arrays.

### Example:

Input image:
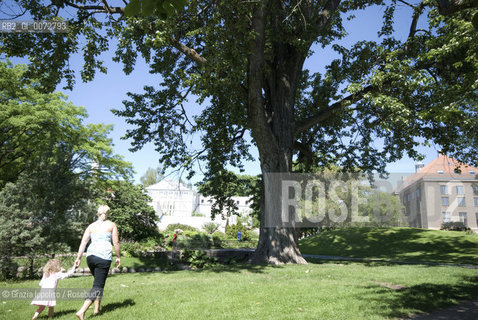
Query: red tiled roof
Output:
[[400, 154, 478, 191]]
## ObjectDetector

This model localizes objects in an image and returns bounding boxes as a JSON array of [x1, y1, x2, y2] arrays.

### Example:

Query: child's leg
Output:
[[32, 305, 45, 320], [48, 306, 54, 318]]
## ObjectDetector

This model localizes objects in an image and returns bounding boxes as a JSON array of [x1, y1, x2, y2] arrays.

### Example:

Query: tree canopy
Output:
[[139, 166, 164, 187], [104, 180, 160, 242], [1, 0, 477, 263], [0, 62, 133, 188], [0, 61, 133, 277]]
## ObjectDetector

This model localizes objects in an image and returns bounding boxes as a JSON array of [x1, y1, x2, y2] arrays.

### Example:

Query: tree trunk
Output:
[[247, 0, 307, 264], [249, 57, 307, 264], [251, 161, 307, 264]]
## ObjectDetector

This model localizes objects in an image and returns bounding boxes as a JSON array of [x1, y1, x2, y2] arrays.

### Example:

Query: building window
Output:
[[473, 186, 478, 195], [474, 197, 478, 207], [456, 185, 465, 194], [441, 197, 449, 206], [469, 171, 476, 175], [459, 212, 467, 226], [416, 188, 420, 199], [442, 211, 451, 223], [457, 197, 466, 207], [437, 170, 444, 174], [440, 185, 448, 195]]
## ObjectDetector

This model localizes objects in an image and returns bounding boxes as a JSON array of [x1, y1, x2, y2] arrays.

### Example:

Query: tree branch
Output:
[[64, 1, 207, 66], [397, 0, 416, 8], [247, 0, 279, 158], [293, 140, 314, 159], [170, 38, 208, 65], [407, 1, 425, 40], [295, 85, 374, 135], [64, 1, 124, 14], [314, 0, 342, 34], [101, 0, 114, 15]]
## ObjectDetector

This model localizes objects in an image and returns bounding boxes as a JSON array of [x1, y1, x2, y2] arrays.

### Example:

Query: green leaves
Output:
[[0, 62, 133, 187], [124, 0, 187, 17], [105, 181, 160, 242], [473, 12, 478, 29]]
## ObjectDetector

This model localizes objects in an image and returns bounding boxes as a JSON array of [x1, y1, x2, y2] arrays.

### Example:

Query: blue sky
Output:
[[5, 2, 443, 185]]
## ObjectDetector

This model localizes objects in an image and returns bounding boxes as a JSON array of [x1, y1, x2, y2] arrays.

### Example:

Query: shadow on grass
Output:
[[305, 257, 478, 268], [127, 261, 279, 275], [99, 298, 135, 314], [363, 275, 478, 319], [46, 308, 76, 318], [300, 227, 478, 265]]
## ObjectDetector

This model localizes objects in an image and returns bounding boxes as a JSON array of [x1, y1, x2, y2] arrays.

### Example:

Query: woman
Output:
[[74, 204, 121, 320]]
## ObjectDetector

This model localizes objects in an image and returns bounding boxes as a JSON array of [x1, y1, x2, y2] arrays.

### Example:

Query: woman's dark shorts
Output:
[[86, 255, 111, 301]]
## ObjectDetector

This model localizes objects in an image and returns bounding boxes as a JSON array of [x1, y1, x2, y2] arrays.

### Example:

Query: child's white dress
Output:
[[31, 268, 74, 307]]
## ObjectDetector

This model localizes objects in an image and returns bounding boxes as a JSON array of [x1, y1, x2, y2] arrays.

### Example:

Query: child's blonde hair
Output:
[[43, 259, 62, 277]]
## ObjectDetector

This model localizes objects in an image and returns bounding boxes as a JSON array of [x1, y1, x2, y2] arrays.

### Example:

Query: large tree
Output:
[[139, 166, 164, 187], [0, 62, 133, 187], [0, 61, 133, 277], [1, 1, 477, 263], [104, 180, 160, 242]]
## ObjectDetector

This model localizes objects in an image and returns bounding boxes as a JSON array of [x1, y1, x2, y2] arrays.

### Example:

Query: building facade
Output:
[[146, 179, 253, 231], [399, 155, 478, 232]]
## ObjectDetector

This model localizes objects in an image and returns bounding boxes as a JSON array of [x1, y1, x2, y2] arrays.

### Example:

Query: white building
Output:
[[146, 179, 253, 231], [146, 179, 197, 217]]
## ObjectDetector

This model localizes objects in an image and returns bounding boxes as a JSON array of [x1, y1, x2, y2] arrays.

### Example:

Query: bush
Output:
[[182, 249, 219, 269], [121, 234, 165, 257], [226, 224, 251, 241], [180, 231, 212, 249], [165, 224, 198, 232], [140, 235, 165, 251], [212, 231, 227, 248], [203, 222, 220, 234], [121, 241, 143, 257], [441, 222, 470, 231]]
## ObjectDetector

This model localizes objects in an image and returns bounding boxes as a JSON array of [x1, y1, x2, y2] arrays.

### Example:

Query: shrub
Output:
[[182, 249, 219, 269], [440, 222, 470, 231], [180, 231, 212, 249], [203, 222, 220, 234], [165, 224, 198, 232], [212, 231, 227, 248], [226, 224, 251, 241], [140, 235, 165, 251], [121, 241, 143, 257]]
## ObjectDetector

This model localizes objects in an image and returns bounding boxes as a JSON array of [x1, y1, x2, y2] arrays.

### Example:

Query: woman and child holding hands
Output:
[[31, 205, 121, 320]]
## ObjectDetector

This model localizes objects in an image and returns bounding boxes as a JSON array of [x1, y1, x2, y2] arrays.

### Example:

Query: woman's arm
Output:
[[112, 223, 121, 267], [74, 226, 91, 267]]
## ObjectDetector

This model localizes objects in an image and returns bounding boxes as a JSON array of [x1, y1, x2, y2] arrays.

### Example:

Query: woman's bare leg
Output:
[[93, 298, 101, 314], [76, 299, 93, 320]]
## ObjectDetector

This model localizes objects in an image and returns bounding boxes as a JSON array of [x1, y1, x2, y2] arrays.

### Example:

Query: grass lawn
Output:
[[299, 227, 478, 265], [1, 262, 477, 320], [3, 227, 477, 319]]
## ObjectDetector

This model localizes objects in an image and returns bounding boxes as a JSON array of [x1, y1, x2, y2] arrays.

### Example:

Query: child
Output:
[[31, 259, 76, 319]]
